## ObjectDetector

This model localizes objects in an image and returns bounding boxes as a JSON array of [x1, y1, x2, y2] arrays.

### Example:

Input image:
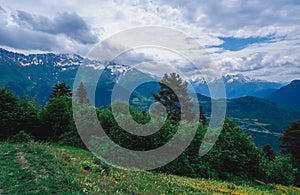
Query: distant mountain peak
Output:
[[0, 48, 134, 73], [191, 73, 283, 99], [0, 48, 83, 67], [191, 73, 252, 85], [223, 74, 252, 83]]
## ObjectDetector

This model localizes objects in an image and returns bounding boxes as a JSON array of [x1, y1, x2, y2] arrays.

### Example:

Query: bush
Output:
[[39, 96, 73, 141], [10, 130, 33, 143], [57, 130, 85, 149], [0, 87, 19, 139], [265, 155, 296, 185], [205, 119, 262, 180]]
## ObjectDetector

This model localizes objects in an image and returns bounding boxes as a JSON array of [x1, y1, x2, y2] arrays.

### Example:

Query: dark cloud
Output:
[[0, 25, 61, 51], [0, 8, 61, 51], [14, 11, 99, 44]]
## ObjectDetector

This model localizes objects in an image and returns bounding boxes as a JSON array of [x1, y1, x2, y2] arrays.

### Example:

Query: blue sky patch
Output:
[[217, 36, 273, 51]]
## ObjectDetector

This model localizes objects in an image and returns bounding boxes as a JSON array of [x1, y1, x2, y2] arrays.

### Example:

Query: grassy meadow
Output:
[[0, 141, 299, 194]]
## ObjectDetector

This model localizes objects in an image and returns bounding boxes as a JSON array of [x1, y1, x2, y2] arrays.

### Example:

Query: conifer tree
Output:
[[279, 120, 300, 187], [49, 81, 72, 100], [263, 144, 275, 161], [279, 120, 300, 166], [152, 73, 194, 122], [0, 87, 19, 139], [76, 82, 90, 105], [199, 105, 207, 125]]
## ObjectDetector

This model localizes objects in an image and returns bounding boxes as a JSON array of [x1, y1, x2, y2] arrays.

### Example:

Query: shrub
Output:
[[57, 130, 85, 149], [265, 155, 296, 185], [10, 130, 33, 143], [0, 87, 19, 139]]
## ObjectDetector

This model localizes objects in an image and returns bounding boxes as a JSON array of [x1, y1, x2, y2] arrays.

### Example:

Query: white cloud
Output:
[[0, 0, 299, 82], [213, 35, 300, 82]]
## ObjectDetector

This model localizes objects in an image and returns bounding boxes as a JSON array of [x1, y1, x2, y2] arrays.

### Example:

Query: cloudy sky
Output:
[[0, 0, 299, 82]]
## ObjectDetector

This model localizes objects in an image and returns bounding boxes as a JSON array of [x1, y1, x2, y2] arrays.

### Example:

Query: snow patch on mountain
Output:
[[223, 74, 252, 83], [106, 64, 130, 74]]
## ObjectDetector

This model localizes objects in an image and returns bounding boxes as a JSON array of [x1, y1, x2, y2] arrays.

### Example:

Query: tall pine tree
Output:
[[76, 82, 90, 105], [152, 73, 194, 122], [263, 144, 275, 161], [0, 87, 19, 139], [279, 120, 300, 166], [279, 119, 300, 186]]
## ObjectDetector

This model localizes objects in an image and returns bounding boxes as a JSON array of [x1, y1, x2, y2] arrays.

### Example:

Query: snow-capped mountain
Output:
[[0, 48, 285, 103], [0, 48, 142, 105], [191, 73, 283, 99], [0, 48, 134, 80], [0, 48, 83, 67], [223, 74, 252, 83]]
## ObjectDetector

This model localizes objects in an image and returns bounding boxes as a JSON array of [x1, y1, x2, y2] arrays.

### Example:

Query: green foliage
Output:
[[265, 155, 296, 185], [0, 142, 82, 194], [76, 82, 90, 105], [279, 119, 300, 187], [223, 96, 300, 134], [96, 100, 178, 151], [152, 73, 195, 122], [0, 87, 19, 139], [72, 99, 101, 147], [40, 96, 73, 141], [1, 141, 300, 194], [57, 130, 84, 148], [0, 87, 42, 140], [16, 96, 41, 137], [10, 130, 33, 143], [199, 95, 300, 152], [0, 82, 298, 187], [49, 81, 72, 100], [279, 120, 300, 167], [92, 101, 295, 185], [158, 118, 264, 181], [263, 144, 275, 161], [81, 160, 97, 171], [208, 118, 262, 180]]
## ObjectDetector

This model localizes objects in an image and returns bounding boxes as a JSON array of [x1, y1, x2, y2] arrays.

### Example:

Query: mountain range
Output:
[[192, 74, 284, 99], [197, 94, 300, 152], [0, 48, 147, 106], [0, 48, 299, 152], [0, 48, 289, 102], [267, 80, 300, 110]]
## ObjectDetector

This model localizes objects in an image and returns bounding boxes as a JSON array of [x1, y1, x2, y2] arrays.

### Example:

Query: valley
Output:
[[1, 48, 299, 153]]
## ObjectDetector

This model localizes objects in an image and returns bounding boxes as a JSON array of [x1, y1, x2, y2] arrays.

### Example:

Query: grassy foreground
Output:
[[0, 142, 299, 194]]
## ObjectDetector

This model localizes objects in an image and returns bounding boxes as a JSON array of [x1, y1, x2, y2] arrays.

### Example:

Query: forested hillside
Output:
[[1, 74, 300, 191]]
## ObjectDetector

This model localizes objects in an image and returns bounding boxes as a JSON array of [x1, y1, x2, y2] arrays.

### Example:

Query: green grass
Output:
[[0, 141, 300, 194], [0, 142, 81, 194]]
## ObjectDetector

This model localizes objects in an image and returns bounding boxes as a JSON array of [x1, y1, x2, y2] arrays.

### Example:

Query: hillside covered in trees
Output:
[[1, 73, 300, 194]]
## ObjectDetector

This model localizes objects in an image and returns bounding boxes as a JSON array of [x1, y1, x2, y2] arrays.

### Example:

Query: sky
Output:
[[0, 0, 299, 82]]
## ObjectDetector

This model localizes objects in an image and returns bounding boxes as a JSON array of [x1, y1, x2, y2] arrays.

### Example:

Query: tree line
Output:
[[0, 73, 299, 186]]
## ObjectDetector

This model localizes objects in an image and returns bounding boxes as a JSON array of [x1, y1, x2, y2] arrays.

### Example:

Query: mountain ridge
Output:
[[0, 48, 286, 100], [267, 80, 300, 110], [192, 73, 283, 99], [1, 47, 299, 152]]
